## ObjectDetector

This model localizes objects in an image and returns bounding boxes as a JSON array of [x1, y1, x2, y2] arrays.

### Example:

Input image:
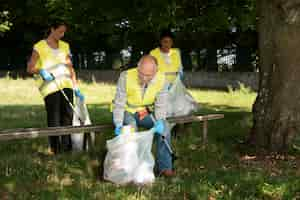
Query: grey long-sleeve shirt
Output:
[[112, 70, 169, 126]]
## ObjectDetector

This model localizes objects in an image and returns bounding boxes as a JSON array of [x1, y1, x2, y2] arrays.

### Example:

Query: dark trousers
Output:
[[44, 89, 73, 153]]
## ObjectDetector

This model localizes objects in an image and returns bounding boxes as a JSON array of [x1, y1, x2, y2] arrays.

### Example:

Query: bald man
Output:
[[112, 55, 175, 177]]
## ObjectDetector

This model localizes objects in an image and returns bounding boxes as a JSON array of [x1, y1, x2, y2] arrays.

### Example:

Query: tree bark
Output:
[[251, 0, 300, 151]]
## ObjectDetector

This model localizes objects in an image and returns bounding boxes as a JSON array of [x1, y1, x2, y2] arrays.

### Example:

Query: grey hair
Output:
[[137, 55, 158, 69]]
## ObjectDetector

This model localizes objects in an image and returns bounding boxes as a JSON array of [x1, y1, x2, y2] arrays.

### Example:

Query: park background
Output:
[[1, 0, 300, 199]]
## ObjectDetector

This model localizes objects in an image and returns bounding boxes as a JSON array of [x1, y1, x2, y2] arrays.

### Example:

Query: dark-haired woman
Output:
[[27, 22, 84, 154], [150, 30, 183, 86]]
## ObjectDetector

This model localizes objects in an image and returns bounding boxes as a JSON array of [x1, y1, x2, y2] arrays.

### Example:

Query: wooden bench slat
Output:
[[167, 114, 224, 123], [0, 124, 113, 141], [0, 114, 224, 141]]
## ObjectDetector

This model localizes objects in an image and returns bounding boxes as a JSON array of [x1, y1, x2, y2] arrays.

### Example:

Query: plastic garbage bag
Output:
[[72, 95, 95, 151], [103, 128, 155, 185], [167, 76, 200, 117]]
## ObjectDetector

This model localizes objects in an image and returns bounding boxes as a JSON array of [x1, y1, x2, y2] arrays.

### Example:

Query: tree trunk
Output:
[[251, 0, 300, 151]]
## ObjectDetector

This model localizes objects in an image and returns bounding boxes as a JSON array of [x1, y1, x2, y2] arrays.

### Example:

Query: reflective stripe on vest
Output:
[[38, 64, 73, 98], [126, 102, 153, 108], [39, 74, 71, 91], [126, 102, 154, 112], [125, 68, 165, 113], [150, 48, 181, 83]]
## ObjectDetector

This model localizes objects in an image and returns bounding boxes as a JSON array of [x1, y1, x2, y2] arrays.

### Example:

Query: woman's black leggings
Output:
[[44, 88, 73, 153]]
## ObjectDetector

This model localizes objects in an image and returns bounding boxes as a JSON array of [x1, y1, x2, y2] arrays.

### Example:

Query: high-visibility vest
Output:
[[33, 40, 73, 98], [125, 68, 165, 113], [150, 47, 182, 83]]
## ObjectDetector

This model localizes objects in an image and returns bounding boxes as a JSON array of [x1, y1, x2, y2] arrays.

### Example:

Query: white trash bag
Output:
[[71, 96, 95, 151], [103, 127, 155, 185], [167, 76, 200, 117]]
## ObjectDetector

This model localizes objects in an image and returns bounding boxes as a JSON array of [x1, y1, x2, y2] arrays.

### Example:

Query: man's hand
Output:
[[114, 125, 122, 136], [74, 88, 85, 101], [39, 69, 54, 81], [153, 119, 165, 135]]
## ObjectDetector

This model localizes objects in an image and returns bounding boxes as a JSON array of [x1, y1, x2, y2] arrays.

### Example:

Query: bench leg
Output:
[[84, 132, 94, 151], [203, 120, 208, 145]]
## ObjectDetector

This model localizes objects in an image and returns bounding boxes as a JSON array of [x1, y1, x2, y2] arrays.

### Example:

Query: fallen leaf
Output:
[[183, 168, 190, 174], [240, 155, 256, 161], [188, 144, 197, 150], [61, 174, 73, 186]]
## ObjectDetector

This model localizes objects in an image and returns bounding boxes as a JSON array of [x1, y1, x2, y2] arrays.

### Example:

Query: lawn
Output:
[[0, 77, 299, 200]]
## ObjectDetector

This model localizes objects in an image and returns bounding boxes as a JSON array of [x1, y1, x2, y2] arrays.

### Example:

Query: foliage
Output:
[[0, 0, 256, 51], [0, 10, 12, 35]]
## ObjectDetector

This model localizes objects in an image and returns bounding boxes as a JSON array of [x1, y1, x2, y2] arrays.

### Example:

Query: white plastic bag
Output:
[[167, 76, 200, 117], [72, 96, 95, 151], [103, 129, 155, 185]]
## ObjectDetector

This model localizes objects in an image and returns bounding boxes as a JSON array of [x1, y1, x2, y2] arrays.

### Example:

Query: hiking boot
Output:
[[160, 169, 175, 177]]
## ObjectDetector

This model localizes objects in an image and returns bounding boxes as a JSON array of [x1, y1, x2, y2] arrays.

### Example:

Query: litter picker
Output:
[[150, 115, 177, 161], [50, 70, 92, 150]]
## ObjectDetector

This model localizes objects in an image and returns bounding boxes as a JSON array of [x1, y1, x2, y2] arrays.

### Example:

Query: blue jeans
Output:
[[123, 111, 173, 173]]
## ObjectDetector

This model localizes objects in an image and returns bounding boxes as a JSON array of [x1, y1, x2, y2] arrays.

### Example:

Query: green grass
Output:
[[0, 77, 300, 200]]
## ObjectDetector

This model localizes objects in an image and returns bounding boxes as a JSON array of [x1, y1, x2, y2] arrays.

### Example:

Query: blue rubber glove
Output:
[[74, 88, 85, 101], [114, 125, 122, 136], [39, 69, 54, 81], [153, 120, 165, 135]]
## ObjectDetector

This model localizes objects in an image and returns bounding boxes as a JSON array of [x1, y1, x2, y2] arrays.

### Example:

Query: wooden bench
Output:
[[0, 114, 224, 145], [167, 114, 224, 144]]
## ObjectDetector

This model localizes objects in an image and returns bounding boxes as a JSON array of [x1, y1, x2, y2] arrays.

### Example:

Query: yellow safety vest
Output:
[[125, 68, 165, 113], [33, 40, 73, 98], [150, 47, 181, 83]]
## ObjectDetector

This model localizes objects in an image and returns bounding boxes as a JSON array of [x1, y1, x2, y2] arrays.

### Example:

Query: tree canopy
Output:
[[0, 0, 256, 70]]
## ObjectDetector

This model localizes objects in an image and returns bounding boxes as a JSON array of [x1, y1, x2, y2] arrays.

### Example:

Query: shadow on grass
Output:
[[1, 103, 299, 199], [0, 103, 114, 198]]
